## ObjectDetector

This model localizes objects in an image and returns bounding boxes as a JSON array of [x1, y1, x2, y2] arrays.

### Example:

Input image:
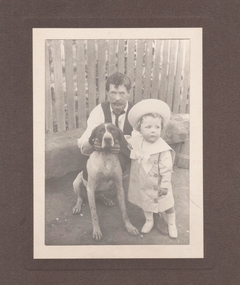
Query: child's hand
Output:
[[158, 187, 168, 197]]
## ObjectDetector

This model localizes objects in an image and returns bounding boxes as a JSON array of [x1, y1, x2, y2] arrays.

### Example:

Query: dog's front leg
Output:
[[87, 180, 102, 241], [116, 183, 139, 236]]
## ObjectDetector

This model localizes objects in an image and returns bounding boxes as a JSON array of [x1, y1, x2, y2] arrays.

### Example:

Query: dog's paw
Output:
[[92, 229, 103, 241], [98, 194, 116, 207], [126, 224, 139, 236], [72, 204, 82, 215]]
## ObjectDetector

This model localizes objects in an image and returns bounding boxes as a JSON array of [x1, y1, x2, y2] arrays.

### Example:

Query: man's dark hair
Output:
[[106, 72, 131, 92]]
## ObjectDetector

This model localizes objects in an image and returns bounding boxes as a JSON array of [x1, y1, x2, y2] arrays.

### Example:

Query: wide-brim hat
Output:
[[128, 99, 171, 128]]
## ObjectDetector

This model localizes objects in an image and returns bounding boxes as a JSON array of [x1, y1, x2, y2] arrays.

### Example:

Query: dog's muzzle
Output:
[[102, 132, 114, 148]]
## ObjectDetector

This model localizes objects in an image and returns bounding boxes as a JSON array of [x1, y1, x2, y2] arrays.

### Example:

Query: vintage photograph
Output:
[[33, 28, 203, 259]]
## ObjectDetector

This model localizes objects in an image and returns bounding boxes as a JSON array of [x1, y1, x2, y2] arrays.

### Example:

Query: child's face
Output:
[[140, 116, 162, 143]]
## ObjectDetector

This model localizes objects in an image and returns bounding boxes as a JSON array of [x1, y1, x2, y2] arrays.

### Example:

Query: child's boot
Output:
[[166, 212, 178, 239], [141, 211, 154, 233]]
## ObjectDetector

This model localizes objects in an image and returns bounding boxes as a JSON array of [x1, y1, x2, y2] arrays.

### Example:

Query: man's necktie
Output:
[[113, 110, 125, 128]]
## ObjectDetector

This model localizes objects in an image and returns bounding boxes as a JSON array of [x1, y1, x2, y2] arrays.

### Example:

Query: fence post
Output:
[[45, 41, 53, 133], [126, 40, 135, 102], [117, 40, 125, 74], [173, 40, 185, 113], [97, 40, 106, 103], [87, 40, 97, 113], [76, 40, 87, 128], [65, 40, 76, 129], [180, 41, 190, 113], [143, 40, 153, 100], [151, 40, 161, 99], [135, 40, 144, 103], [159, 40, 169, 102], [108, 40, 117, 75], [166, 40, 178, 111], [52, 40, 65, 132]]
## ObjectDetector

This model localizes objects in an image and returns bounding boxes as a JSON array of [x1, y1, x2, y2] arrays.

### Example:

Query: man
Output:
[[76, 72, 133, 204]]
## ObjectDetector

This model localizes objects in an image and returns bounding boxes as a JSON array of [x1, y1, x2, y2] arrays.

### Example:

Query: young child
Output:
[[127, 99, 178, 238]]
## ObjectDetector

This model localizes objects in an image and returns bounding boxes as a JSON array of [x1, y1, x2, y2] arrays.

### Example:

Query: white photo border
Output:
[[33, 28, 203, 259]]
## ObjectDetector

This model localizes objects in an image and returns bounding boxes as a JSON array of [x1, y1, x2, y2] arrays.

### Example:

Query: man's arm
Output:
[[78, 104, 105, 155]]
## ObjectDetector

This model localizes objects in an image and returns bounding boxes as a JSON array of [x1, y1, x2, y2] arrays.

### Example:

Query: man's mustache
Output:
[[112, 101, 124, 105]]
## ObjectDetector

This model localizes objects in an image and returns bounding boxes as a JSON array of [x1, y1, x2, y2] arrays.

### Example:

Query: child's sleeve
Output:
[[159, 150, 173, 189]]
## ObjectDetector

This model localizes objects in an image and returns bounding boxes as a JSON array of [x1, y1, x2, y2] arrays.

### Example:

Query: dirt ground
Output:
[[45, 166, 189, 246]]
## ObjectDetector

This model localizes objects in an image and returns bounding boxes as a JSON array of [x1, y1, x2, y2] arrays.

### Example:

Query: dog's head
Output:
[[89, 123, 125, 149]]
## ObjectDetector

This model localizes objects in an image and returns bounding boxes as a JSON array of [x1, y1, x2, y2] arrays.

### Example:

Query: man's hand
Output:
[[93, 138, 102, 151], [81, 141, 95, 155]]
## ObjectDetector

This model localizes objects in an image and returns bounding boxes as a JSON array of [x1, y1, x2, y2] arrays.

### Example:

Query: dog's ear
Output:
[[88, 125, 99, 145]]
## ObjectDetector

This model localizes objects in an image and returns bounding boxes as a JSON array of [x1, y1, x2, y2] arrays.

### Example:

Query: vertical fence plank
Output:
[[97, 40, 106, 103], [45, 40, 53, 132], [180, 40, 190, 113], [151, 40, 161, 99], [64, 40, 75, 129], [108, 40, 117, 75], [117, 40, 125, 74], [126, 40, 135, 101], [143, 40, 153, 100], [87, 40, 96, 113], [186, 94, 190, 113], [159, 40, 169, 102], [135, 40, 144, 103], [76, 40, 86, 128], [52, 40, 65, 132], [173, 40, 185, 113], [166, 40, 178, 110]]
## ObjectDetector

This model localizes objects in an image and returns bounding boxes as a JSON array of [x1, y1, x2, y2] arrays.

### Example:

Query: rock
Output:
[[163, 113, 189, 144], [45, 128, 86, 179]]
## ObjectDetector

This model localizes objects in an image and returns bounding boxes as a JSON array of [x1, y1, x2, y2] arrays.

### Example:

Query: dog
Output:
[[72, 123, 139, 241]]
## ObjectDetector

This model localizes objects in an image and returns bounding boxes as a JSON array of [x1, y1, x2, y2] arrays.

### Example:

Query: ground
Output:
[[45, 166, 189, 245]]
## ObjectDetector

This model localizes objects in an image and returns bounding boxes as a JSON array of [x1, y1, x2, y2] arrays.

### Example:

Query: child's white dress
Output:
[[127, 134, 175, 213]]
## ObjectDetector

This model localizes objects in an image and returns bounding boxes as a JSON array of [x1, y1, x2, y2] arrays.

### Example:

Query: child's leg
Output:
[[154, 212, 168, 235], [141, 211, 154, 233], [165, 207, 178, 238]]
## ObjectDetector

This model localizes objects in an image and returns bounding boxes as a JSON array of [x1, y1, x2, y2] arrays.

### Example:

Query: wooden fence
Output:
[[45, 39, 190, 133]]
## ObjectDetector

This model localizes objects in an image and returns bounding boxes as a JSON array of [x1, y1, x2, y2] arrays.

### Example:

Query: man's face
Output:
[[107, 84, 130, 114]]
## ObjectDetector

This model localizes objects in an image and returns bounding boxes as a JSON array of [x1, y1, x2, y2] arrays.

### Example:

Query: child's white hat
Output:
[[128, 99, 171, 128]]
